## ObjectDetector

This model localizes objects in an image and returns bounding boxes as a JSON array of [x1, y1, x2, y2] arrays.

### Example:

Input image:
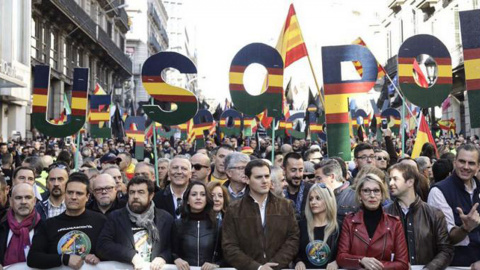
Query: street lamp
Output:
[[424, 58, 437, 87]]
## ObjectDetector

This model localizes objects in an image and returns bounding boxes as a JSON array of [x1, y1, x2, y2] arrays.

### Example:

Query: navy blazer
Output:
[[153, 185, 177, 218], [96, 206, 174, 263]]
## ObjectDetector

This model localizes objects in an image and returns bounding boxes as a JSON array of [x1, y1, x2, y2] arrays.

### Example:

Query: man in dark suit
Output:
[[0, 183, 41, 267], [153, 156, 191, 219], [97, 176, 174, 270]]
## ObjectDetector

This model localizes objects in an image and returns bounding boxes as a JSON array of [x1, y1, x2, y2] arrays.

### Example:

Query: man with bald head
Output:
[[0, 183, 41, 266], [103, 165, 127, 199], [153, 156, 191, 219], [87, 174, 126, 215], [190, 153, 211, 184]]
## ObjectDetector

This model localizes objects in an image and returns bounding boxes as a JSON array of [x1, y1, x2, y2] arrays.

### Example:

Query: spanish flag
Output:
[[411, 113, 438, 159], [352, 37, 386, 80], [276, 4, 308, 68]]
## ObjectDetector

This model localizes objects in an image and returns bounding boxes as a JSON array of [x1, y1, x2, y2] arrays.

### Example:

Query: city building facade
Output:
[[0, 0, 32, 140], [31, 0, 132, 136], [126, 0, 169, 109], [380, 0, 480, 137]]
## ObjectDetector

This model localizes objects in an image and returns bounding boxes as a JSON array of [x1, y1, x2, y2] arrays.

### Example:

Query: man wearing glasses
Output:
[[189, 153, 211, 184], [153, 156, 191, 219], [352, 143, 375, 178], [34, 163, 68, 220], [224, 152, 250, 201], [87, 174, 126, 215]]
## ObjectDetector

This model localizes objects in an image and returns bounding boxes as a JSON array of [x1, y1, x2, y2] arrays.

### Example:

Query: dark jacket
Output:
[[34, 199, 49, 221], [384, 196, 453, 269], [86, 196, 127, 215], [296, 219, 339, 269], [336, 210, 409, 270], [222, 192, 299, 270], [335, 182, 358, 227], [96, 206, 174, 263], [153, 185, 177, 218], [284, 181, 312, 220], [0, 215, 43, 265], [172, 215, 223, 266], [433, 171, 480, 266]]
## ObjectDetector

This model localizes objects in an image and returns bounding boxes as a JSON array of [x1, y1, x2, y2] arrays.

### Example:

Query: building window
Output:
[[107, 21, 113, 38], [49, 31, 58, 69], [31, 18, 39, 60], [41, 26, 48, 63], [120, 36, 125, 51], [78, 49, 83, 67]]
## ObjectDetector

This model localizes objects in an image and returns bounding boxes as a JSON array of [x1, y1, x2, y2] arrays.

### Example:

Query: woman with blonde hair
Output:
[[295, 183, 339, 270], [337, 174, 408, 270]]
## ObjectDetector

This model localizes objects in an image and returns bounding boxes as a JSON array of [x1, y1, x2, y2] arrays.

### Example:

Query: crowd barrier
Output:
[[2, 262, 471, 270]]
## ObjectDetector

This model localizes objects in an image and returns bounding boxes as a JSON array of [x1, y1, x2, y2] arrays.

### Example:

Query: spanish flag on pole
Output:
[[352, 37, 386, 80], [411, 112, 438, 159]]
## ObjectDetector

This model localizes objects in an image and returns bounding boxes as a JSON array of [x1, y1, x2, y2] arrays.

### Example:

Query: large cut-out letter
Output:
[[322, 45, 378, 161], [32, 66, 88, 137], [142, 52, 198, 125]]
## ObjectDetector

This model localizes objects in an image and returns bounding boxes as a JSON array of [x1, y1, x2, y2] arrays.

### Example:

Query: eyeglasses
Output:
[[315, 182, 332, 197], [229, 166, 246, 171], [303, 174, 315, 180], [376, 156, 388, 161], [48, 162, 69, 172], [356, 155, 375, 161], [93, 186, 115, 194], [361, 188, 381, 196], [192, 164, 209, 170]]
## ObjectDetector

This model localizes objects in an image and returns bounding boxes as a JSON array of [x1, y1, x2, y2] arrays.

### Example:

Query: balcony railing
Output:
[[49, 0, 132, 75], [149, 3, 169, 48], [149, 35, 163, 53]]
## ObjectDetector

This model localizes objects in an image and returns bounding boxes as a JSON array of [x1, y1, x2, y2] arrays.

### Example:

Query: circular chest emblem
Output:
[[57, 230, 91, 256], [306, 240, 331, 266]]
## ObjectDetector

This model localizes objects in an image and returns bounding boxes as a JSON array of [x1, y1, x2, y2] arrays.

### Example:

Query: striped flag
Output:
[[93, 82, 107, 95], [352, 37, 386, 80], [276, 4, 308, 68], [413, 59, 429, 88], [411, 113, 438, 159]]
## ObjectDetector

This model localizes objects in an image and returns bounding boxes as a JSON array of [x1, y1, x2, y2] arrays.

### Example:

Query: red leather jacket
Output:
[[336, 210, 409, 270]]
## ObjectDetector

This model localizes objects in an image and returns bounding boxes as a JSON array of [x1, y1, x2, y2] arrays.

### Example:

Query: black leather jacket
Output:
[[172, 216, 222, 266], [384, 196, 454, 269]]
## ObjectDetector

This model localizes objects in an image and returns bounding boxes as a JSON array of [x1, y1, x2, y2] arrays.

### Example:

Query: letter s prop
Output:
[[142, 52, 199, 125]]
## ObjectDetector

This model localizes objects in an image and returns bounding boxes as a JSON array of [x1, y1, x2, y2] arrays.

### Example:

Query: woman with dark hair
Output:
[[173, 181, 223, 270], [420, 142, 437, 162], [336, 174, 409, 270]]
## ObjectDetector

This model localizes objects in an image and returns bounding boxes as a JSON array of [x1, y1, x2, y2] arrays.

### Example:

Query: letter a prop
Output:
[[142, 52, 199, 125]]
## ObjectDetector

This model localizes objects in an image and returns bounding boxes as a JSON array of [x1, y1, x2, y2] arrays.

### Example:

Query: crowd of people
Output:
[[0, 129, 479, 270]]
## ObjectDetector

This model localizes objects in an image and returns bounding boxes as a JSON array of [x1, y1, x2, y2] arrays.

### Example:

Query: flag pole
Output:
[[306, 54, 325, 107], [151, 99, 160, 187], [74, 130, 81, 171], [271, 118, 276, 164], [384, 74, 418, 125], [401, 99, 405, 158]]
